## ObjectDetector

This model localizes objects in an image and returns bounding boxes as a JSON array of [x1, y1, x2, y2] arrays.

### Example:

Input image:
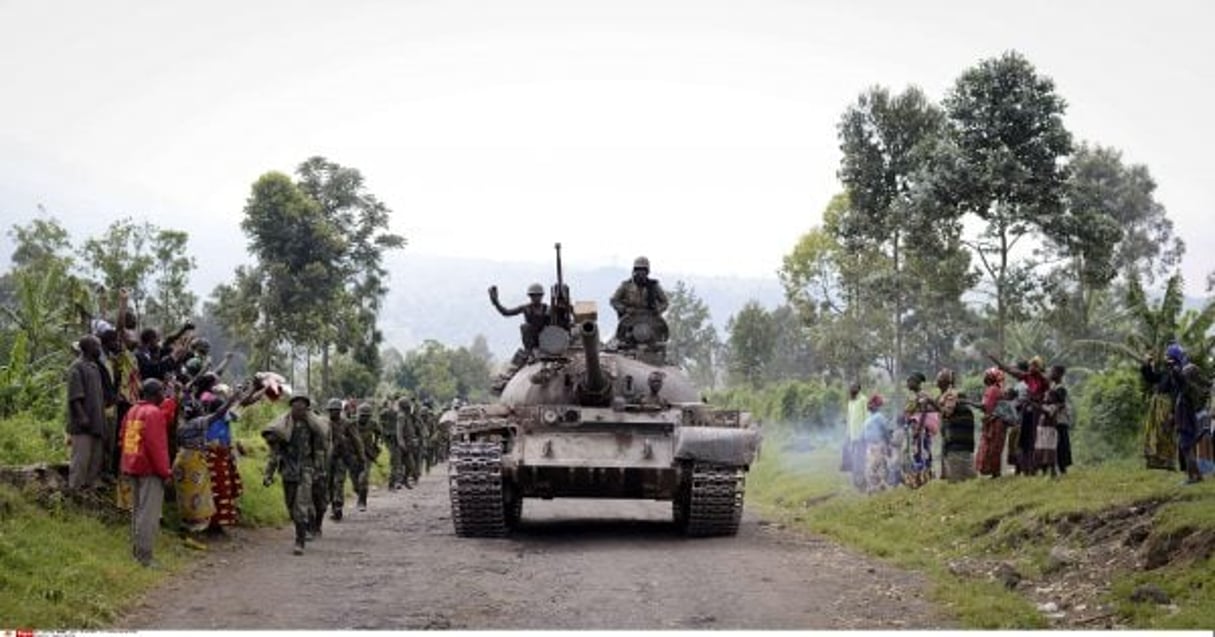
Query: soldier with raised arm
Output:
[[489, 283, 550, 352]]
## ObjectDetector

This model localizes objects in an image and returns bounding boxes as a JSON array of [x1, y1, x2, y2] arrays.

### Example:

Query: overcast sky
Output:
[[1, 0, 1211, 296]]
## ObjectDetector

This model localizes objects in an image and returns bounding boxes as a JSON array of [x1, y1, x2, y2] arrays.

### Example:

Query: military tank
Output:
[[446, 245, 760, 538]]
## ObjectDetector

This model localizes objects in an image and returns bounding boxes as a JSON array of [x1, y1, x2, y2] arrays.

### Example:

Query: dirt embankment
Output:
[[119, 467, 949, 630]]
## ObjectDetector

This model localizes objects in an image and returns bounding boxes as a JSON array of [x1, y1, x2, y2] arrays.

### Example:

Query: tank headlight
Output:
[[542, 409, 559, 424]]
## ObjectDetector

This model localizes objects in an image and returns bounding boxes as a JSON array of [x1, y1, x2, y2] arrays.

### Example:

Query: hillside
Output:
[[376, 252, 786, 361]]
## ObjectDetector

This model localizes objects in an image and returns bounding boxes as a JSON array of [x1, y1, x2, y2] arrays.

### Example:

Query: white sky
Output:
[[1, 0, 1212, 295]]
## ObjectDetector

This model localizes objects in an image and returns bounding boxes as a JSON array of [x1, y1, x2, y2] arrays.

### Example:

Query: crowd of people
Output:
[[63, 286, 450, 565], [840, 345, 1214, 494]]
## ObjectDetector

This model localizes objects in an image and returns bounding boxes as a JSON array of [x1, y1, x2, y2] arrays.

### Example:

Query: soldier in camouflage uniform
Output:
[[325, 398, 364, 521], [418, 399, 436, 474], [262, 395, 327, 555], [379, 397, 403, 490], [354, 402, 381, 511], [610, 256, 670, 346], [396, 396, 420, 488]]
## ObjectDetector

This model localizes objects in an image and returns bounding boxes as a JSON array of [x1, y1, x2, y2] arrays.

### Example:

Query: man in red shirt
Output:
[[119, 378, 172, 568]]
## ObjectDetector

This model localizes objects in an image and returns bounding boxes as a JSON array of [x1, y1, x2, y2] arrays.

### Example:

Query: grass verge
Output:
[[0, 484, 190, 629], [747, 434, 1215, 629]]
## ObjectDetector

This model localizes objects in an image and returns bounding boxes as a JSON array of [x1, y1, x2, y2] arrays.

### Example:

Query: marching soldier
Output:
[[262, 395, 326, 555], [380, 397, 403, 490], [354, 402, 380, 511], [325, 398, 364, 522]]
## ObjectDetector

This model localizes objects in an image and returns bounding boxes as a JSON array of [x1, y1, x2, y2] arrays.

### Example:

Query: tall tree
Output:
[[239, 172, 346, 366], [294, 157, 406, 396], [764, 304, 817, 382], [779, 195, 891, 379], [725, 301, 775, 389], [837, 84, 946, 383], [664, 280, 720, 390], [81, 217, 198, 329], [933, 51, 1073, 357], [2, 217, 91, 365]]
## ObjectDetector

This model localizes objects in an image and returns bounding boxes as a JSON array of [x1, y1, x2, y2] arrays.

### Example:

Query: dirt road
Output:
[[120, 466, 948, 630]]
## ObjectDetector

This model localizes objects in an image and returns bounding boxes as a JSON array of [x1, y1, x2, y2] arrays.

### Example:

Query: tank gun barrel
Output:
[[579, 321, 611, 404]]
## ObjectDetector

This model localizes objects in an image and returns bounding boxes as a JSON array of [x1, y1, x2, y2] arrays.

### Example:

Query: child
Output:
[[862, 394, 892, 494], [1035, 388, 1066, 478], [998, 387, 1020, 476]]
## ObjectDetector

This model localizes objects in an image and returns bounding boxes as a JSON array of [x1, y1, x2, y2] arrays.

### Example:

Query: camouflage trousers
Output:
[[401, 442, 420, 481], [329, 456, 360, 511], [310, 470, 328, 532], [281, 476, 313, 542], [386, 441, 404, 486]]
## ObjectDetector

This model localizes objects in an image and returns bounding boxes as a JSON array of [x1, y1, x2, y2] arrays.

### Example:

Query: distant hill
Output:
[[377, 253, 786, 362]]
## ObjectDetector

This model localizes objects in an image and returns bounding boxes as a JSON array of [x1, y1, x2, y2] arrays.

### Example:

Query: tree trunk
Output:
[[893, 227, 902, 386], [997, 227, 1008, 359], [321, 342, 331, 401]]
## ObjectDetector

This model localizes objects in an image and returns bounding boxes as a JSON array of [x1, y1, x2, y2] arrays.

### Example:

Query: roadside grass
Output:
[[746, 434, 1215, 629], [0, 399, 413, 629], [0, 484, 189, 629], [0, 410, 67, 465]]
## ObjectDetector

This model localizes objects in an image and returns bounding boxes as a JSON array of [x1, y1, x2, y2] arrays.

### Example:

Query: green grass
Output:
[[0, 411, 68, 465], [0, 484, 190, 629], [0, 403, 411, 628], [746, 432, 1215, 629]]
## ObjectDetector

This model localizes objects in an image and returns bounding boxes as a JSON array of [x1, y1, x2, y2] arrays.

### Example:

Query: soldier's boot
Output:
[[293, 523, 307, 555], [331, 505, 343, 522], [313, 515, 323, 539], [357, 491, 368, 512]]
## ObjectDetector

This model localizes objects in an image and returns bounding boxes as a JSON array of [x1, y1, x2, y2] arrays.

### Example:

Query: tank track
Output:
[[684, 462, 745, 537], [448, 440, 509, 538]]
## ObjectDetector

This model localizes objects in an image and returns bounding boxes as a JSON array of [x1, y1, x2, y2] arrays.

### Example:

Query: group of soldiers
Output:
[[262, 393, 448, 555]]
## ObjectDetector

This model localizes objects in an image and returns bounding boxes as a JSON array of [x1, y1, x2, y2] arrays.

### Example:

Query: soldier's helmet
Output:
[[527, 283, 544, 296], [357, 402, 373, 416], [633, 256, 650, 271], [326, 398, 343, 412]]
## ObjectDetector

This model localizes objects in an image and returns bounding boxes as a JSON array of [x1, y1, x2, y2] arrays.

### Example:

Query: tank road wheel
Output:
[[448, 441, 510, 538], [683, 462, 745, 537]]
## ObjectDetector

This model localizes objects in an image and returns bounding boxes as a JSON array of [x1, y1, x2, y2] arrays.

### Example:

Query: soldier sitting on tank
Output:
[[637, 370, 670, 410], [488, 283, 552, 391], [610, 256, 670, 347], [489, 283, 550, 352]]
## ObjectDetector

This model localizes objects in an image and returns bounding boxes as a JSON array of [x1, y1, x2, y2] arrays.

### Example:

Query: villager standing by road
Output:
[[119, 379, 173, 568], [937, 369, 976, 483], [1141, 347, 1180, 471], [66, 334, 109, 491], [861, 394, 892, 494], [844, 383, 867, 490], [901, 372, 937, 488], [975, 367, 1007, 477]]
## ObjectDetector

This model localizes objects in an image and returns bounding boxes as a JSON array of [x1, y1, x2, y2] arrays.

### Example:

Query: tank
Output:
[[446, 245, 760, 538]]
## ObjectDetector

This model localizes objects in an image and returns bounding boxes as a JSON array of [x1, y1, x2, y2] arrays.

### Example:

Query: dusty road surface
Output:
[[121, 466, 948, 630]]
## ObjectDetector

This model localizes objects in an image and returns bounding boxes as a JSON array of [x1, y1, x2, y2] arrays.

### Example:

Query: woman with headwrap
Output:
[[861, 394, 892, 493], [1140, 345, 1182, 471], [937, 368, 977, 483], [975, 367, 1007, 477], [901, 372, 937, 488], [987, 353, 1050, 475], [1178, 362, 1207, 484]]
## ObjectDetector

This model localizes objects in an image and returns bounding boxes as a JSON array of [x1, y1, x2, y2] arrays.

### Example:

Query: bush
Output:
[[1073, 366, 1146, 464]]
